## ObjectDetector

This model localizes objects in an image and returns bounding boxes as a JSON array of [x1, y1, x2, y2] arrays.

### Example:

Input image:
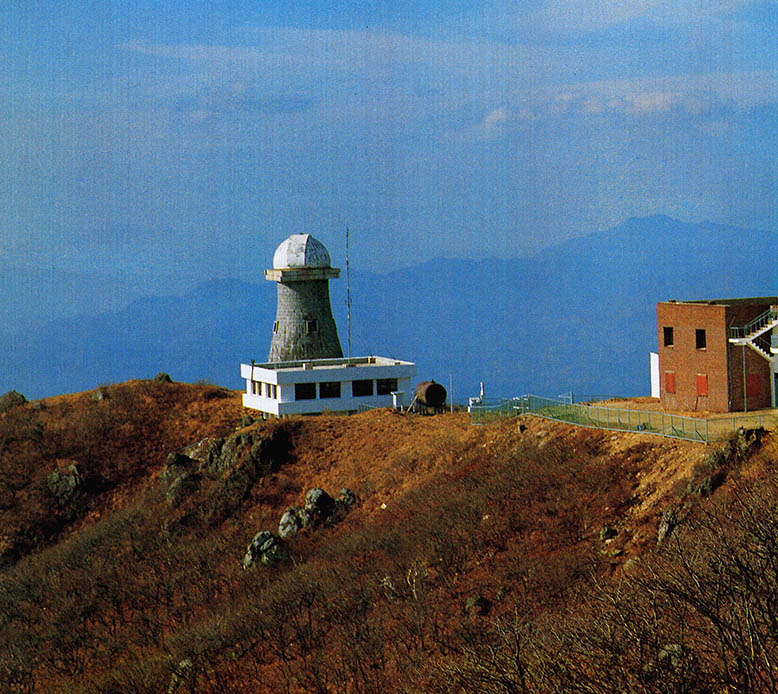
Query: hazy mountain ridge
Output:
[[3, 216, 777, 399]]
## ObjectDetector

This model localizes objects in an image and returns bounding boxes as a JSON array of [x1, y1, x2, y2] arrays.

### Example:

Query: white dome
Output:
[[272, 234, 332, 269]]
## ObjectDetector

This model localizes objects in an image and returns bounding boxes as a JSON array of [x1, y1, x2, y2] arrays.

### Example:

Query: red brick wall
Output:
[[657, 302, 729, 412], [657, 301, 773, 412], [725, 304, 773, 411]]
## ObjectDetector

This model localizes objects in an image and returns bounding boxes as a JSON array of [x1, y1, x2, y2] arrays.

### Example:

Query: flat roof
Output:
[[246, 356, 414, 372], [661, 296, 778, 306]]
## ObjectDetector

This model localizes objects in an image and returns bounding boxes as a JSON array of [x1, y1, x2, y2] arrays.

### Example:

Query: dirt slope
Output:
[[0, 379, 768, 693]]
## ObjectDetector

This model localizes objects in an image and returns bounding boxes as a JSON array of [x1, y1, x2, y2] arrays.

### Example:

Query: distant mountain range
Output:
[[3, 215, 778, 400]]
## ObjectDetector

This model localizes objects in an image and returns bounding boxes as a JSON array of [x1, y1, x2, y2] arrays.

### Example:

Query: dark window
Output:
[[305, 318, 318, 334], [377, 378, 398, 395], [696, 329, 706, 349], [319, 381, 341, 399], [273, 321, 279, 333], [295, 382, 316, 400], [663, 326, 674, 347], [352, 379, 374, 397], [252, 381, 260, 395], [696, 373, 708, 396], [665, 371, 676, 394]]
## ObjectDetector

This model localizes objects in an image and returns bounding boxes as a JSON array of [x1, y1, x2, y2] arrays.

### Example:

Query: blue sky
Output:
[[2, 1, 777, 286]]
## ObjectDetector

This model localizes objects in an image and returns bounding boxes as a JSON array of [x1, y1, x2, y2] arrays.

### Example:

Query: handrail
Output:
[[729, 307, 778, 339], [753, 334, 772, 355]]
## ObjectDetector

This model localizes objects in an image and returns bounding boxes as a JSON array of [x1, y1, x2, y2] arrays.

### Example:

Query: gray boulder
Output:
[[161, 452, 201, 506], [243, 530, 286, 568], [599, 525, 618, 541], [338, 488, 357, 507], [47, 464, 81, 506], [658, 643, 684, 670], [162, 452, 197, 484], [278, 506, 314, 539], [91, 388, 108, 402], [165, 472, 201, 507], [305, 488, 336, 520], [0, 390, 27, 413], [465, 595, 492, 616], [736, 427, 763, 457], [687, 470, 726, 498], [324, 488, 358, 523], [178, 438, 225, 479], [657, 504, 685, 546]]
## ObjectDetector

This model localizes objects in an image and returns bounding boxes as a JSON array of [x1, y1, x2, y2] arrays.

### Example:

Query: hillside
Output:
[[2, 379, 777, 692], [4, 215, 778, 401]]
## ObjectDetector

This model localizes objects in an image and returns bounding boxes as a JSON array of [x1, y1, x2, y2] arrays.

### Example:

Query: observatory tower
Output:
[[266, 234, 343, 362]]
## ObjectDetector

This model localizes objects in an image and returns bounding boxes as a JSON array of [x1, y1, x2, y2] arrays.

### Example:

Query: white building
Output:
[[241, 356, 417, 417]]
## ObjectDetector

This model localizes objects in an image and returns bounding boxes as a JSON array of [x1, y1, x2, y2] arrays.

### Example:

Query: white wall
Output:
[[650, 352, 660, 398], [240, 360, 416, 416]]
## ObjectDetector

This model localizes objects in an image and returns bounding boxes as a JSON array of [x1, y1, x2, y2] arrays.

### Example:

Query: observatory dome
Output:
[[272, 234, 331, 269]]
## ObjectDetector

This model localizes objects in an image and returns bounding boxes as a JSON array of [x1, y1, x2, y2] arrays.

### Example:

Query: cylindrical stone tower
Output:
[[266, 234, 343, 362]]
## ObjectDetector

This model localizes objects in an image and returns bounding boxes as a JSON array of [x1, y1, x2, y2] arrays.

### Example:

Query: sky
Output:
[[2, 1, 778, 288]]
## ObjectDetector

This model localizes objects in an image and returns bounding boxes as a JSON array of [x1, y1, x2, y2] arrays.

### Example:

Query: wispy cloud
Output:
[[546, 70, 778, 115], [121, 26, 778, 131], [494, 0, 760, 33], [479, 107, 510, 139]]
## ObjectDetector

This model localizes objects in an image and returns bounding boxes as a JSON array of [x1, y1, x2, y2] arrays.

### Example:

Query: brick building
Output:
[[657, 297, 778, 412]]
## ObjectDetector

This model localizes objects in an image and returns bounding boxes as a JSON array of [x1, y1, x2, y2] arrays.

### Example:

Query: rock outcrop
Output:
[[305, 487, 336, 521], [657, 504, 687, 546], [278, 506, 314, 539], [0, 390, 27, 414], [243, 530, 286, 568], [162, 425, 293, 519], [47, 463, 81, 506]]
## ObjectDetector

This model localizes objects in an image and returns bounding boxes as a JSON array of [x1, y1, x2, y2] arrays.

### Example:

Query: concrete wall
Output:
[[268, 279, 343, 362], [243, 378, 413, 416], [241, 359, 417, 416], [650, 352, 659, 398]]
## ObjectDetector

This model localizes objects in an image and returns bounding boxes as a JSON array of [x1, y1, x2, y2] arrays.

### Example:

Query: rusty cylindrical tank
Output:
[[415, 381, 447, 409]]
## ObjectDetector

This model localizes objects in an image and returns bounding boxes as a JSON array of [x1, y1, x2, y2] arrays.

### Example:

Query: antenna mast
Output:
[[346, 226, 352, 360]]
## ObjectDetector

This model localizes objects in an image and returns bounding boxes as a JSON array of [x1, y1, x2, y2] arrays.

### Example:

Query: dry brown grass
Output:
[[0, 380, 769, 693]]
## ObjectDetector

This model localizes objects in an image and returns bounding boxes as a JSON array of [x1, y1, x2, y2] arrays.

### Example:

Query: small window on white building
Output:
[[271, 384, 277, 399], [273, 321, 279, 333], [295, 383, 316, 400], [319, 381, 341, 398], [352, 379, 373, 397], [377, 378, 398, 395], [251, 381, 260, 395]]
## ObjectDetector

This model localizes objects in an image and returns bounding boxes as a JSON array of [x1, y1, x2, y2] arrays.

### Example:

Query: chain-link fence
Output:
[[470, 395, 778, 443]]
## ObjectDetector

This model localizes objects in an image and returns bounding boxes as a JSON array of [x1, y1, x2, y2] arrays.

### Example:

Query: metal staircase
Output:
[[728, 307, 778, 360]]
